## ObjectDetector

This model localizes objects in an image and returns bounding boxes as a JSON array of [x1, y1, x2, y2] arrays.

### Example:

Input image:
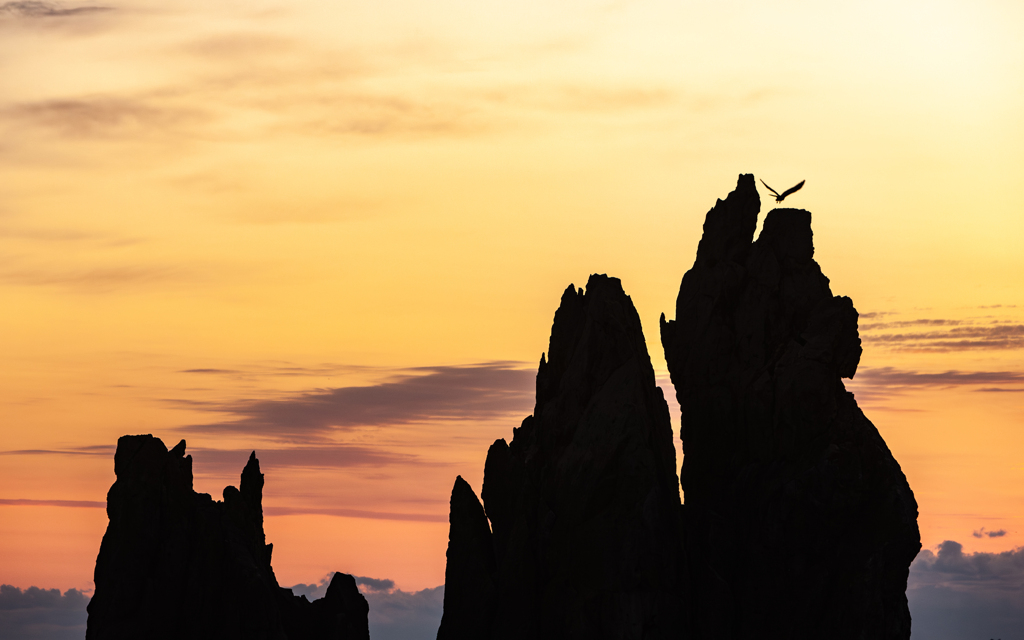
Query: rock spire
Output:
[[661, 174, 921, 639], [438, 274, 684, 639]]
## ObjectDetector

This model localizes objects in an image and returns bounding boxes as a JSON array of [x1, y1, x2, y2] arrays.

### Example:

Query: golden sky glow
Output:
[[1, 0, 1023, 593]]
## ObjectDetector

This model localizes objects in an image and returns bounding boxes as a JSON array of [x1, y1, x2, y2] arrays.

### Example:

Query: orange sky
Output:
[[1, 0, 1023, 593]]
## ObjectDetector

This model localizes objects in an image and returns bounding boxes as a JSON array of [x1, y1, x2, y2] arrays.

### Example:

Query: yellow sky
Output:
[[1, 0, 1023, 592]]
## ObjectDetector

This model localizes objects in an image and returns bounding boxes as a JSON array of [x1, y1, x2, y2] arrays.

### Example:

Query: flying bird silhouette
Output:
[[760, 178, 805, 203]]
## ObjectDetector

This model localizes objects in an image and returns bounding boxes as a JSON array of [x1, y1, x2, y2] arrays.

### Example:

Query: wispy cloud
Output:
[[184, 362, 535, 440], [0, 261, 191, 293], [0, 225, 142, 247], [860, 318, 965, 331], [264, 506, 446, 523], [0, 442, 418, 473], [855, 367, 1024, 388], [974, 527, 1008, 539], [3, 97, 207, 139], [860, 317, 1024, 352], [179, 362, 373, 379], [0, 445, 114, 457], [0, 1, 112, 18], [846, 366, 1024, 407], [0, 498, 104, 508], [189, 445, 419, 471]]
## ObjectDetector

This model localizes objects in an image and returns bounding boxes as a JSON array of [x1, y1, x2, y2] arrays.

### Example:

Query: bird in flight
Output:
[[760, 178, 805, 203]]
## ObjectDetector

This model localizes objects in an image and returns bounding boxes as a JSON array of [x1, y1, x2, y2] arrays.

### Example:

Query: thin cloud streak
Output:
[[185, 363, 535, 440], [179, 362, 374, 378], [0, 225, 141, 246], [0, 446, 114, 457], [3, 97, 208, 139], [862, 323, 1024, 352], [189, 445, 421, 471], [0, 264, 186, 291], [846, 366, 1024, 407], [0, 442, 422, 473], [264, 506, 446, 523], [0, 498, 104, 508], [0, 1, 112, 18], [854, 367, 1024, 388], [860, 318, 965, 330]]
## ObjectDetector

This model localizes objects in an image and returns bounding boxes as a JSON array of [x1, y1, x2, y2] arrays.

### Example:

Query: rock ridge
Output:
[[87, 435, 369, 640]]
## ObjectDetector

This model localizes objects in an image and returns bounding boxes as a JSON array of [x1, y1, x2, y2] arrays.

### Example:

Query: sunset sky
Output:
[[1, 0, 1023, 636]]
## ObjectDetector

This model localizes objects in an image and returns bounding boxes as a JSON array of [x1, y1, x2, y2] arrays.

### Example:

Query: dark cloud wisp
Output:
[[0, 445, 115, 457], [0, 440, 423, 483], [844, 366, 1024, 406], [186, 363, 535, 439], [0, 498, 104, 508], [0, 1, 112, 17], [861, 321, 1024, 352], [187, 444, 416, 472], [854, 367, 1024, 389]]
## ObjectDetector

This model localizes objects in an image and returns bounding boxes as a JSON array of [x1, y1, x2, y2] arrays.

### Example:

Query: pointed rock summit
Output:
[[438, 274, 683, 639], [661, 174, 920, 638], [87, 435, 369, 640]]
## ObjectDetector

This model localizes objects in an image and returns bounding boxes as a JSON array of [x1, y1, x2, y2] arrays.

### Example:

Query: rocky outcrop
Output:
[[437, 274, 684, 639], [86, 435, 368, 640], [661, 174, 921, 638]]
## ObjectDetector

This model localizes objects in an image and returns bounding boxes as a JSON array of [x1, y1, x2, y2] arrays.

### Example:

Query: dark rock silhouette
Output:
[[661, 174, 921, 638], [435, 476, 497, 639], [86, 435, 368, 640], [438, 175, 920, 639], [437, 274, 684, 640]]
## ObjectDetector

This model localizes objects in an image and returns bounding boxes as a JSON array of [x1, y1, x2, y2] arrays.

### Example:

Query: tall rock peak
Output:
[[438, 273, 682, 639], [661, 174, 920, 639]]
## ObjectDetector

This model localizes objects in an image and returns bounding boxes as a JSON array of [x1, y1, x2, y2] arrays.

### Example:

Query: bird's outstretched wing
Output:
[[780, 180, 805, 199], [759, 179, 780, 198]]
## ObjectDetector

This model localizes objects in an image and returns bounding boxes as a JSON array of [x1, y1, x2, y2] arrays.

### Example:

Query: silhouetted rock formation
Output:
[[87, 435, 368, 640], [438, 274, 683, 640], [661, 174, 921, 639]]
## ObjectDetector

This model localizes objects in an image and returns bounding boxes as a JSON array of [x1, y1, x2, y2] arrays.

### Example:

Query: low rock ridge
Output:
[[86, 435, 369, 640]]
